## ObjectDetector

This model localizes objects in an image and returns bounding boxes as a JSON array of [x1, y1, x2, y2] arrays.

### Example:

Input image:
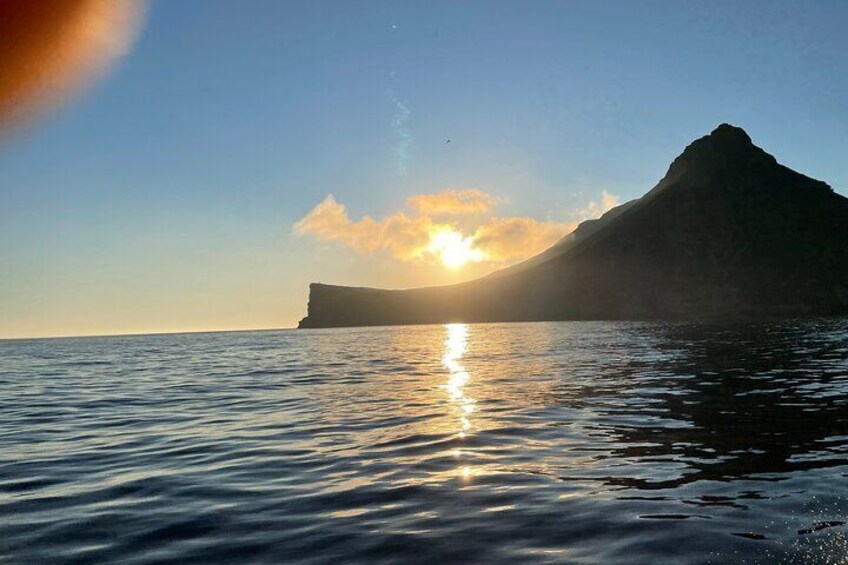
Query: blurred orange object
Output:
[[0, 0, 143, 132]]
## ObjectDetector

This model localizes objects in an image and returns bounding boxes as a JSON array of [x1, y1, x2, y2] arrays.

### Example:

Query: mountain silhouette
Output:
[[298, 124, 848, 328]]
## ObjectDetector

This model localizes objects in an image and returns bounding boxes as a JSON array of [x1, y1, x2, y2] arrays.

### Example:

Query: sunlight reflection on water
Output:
[[443, 323, 475, 438], [441, 323, 478, 480]]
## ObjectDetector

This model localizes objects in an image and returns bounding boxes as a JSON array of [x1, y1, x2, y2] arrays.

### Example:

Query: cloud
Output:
[[293, 195, 433, 260], [407, 188, 498, 216], [472, 217, 577, 262], [0, 0, 145, 134], [294, 188, 620, 266], [387, 89, 412, 176], [577, 190, 620, 220]]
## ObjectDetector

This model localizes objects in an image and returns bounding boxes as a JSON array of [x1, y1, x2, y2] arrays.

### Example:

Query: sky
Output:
[[1, 0, 847, 339]]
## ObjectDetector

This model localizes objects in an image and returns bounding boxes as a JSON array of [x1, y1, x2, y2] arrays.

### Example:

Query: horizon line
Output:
[[0, 326, 295, 342]]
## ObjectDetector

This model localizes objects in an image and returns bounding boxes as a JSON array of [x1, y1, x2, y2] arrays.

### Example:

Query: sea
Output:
[[2, 319, 848, 564]]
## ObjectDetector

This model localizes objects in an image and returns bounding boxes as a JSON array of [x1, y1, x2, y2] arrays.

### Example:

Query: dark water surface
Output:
[[2, 320, 848, 564]]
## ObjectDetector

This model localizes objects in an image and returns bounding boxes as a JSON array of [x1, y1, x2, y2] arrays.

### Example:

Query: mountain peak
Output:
[[709, 123, 752, 144], [661, 123, 776, 184], [685, 122, 759, 157]]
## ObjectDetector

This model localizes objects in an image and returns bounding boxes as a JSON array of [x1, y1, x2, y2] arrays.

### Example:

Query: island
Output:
[[299, 124, 848, 328]]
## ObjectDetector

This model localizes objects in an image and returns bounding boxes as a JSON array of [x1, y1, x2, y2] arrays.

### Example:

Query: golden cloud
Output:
[[294, 188, 621, 266], [407, 188, 498, 216], [471, 217, 577, 262], [0, 0, 145, 134], [293, 195, 434, 260]]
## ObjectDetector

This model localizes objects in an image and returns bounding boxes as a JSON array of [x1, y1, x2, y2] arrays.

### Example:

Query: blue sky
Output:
[[2, 0, 847, 338]]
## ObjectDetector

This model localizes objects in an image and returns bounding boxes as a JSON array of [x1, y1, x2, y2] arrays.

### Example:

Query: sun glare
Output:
[[427, 227, 485, 269]]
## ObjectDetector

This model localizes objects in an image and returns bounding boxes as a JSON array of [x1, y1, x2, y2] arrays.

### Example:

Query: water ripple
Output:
[[2, 320, 848, 563]]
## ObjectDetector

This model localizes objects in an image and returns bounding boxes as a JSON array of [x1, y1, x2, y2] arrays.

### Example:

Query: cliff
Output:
[[298, 124, 848, 328]]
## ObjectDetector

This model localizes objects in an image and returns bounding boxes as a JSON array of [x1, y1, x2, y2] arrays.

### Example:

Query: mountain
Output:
[[298, 124, 848, 328]]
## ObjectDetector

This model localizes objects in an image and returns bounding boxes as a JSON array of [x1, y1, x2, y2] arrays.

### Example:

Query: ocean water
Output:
[[2, 320, 848, 564]]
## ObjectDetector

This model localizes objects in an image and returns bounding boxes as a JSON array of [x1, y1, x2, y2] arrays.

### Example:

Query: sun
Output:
[[427, 227, 485, 269]]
